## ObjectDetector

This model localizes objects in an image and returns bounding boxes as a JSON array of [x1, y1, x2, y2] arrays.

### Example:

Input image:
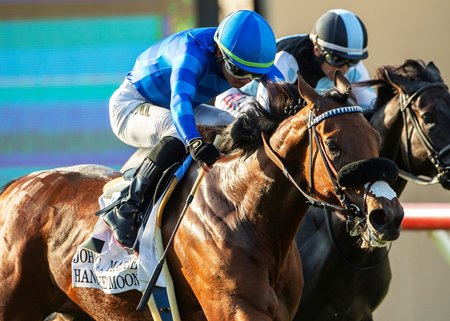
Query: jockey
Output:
[[105, 10, 284, 249], [215, 8, 376, 115]]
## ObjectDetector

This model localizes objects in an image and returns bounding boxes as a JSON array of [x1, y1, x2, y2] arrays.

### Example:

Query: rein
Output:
[[384, 68, 450, 186], [262, 106, 364, 218]]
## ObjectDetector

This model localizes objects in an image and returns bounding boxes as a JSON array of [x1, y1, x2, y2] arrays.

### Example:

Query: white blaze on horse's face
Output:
[[364, 181, 397, 200]]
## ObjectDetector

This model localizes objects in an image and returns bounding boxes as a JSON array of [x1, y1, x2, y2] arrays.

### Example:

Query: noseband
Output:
[[385, 69, 450, 186], [263, 106, 366, 219]]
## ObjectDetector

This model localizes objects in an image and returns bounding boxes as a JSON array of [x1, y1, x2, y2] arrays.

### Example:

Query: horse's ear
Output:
[[426, 61, 444, 82], [427, 61, 441, 74], [334, 70, 352, 96], [297, 71, 319, 105]]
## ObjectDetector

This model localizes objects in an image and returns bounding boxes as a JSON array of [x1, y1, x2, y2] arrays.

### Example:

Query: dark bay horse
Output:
[[293, 59, 450, 321], [0, 72, 404, 321], [369, 59, 450, 192]]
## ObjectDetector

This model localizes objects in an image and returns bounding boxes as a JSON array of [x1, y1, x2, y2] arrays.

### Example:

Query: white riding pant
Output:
[[109, 79, 234, 148]]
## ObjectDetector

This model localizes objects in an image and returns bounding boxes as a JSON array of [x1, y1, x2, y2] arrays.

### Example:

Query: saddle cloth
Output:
[[72, 156, 193, 321]]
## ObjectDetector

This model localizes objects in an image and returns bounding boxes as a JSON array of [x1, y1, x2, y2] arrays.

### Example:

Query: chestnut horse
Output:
[[0, 72, 404, 321], [293, 60, 450, 321]]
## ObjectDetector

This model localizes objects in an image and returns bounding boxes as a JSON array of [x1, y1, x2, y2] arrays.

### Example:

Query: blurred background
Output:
[[1, 0, 449, 320]]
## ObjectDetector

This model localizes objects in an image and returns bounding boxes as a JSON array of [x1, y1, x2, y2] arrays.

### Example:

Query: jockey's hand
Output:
[[187, 138, 220, 169]]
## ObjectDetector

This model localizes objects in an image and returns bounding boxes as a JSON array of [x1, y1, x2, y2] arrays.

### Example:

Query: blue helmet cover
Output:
[[215, 10, 276, 74]]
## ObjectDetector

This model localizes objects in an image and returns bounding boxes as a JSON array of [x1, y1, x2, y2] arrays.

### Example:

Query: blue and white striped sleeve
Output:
[[169, 44, 207, 144]]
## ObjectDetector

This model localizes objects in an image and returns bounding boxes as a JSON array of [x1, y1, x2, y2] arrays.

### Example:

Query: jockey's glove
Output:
[[187, 138, 220, 167]]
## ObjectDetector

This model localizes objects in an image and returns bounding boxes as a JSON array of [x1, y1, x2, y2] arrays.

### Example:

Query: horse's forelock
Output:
[[398, 59, 443, 83], [383, 60, 443, 86], [398, 59, 427, 79], [370, 60, 440, 110]]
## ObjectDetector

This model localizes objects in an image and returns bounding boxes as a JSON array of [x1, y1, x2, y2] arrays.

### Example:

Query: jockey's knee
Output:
[[149, 136, 186, 170]]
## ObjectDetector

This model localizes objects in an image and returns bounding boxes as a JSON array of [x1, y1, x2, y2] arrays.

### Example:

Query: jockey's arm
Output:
[[169, 48, 206, 145]]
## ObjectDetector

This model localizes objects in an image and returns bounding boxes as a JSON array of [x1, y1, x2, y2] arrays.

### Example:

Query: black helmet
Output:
[[310, 9, 368, 61]]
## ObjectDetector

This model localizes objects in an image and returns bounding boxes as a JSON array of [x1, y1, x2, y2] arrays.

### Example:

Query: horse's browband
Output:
[[308, 106, 363, 128]]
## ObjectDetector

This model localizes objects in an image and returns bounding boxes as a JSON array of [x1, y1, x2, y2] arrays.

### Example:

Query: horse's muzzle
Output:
[[438, 168, 450, 190], [368, 208, 402, 242]]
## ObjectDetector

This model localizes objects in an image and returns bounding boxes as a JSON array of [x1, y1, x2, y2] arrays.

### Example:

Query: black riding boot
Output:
[[103, 136, 186, 249]]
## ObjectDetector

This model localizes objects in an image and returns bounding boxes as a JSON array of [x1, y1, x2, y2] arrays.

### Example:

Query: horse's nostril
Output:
[[439, 174, 450, 190], [369, 209, 389, 230]]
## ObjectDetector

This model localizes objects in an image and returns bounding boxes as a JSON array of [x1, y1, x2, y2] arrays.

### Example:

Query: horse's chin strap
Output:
[[261, 132, 351, 214]]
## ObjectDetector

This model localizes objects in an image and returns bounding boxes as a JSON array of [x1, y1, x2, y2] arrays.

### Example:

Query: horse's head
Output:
[[219, 73, 403, 249], [372, 59, 450, 189], [292, 71, 403, 249]]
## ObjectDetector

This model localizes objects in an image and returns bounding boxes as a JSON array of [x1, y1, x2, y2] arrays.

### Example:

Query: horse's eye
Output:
[[326, 140, 337, 150], [325, 140, 340, 156], [421, 112, 435, 124]]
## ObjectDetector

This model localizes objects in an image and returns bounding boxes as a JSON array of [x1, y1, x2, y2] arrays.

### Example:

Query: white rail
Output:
[[402, 203, 450, 266]]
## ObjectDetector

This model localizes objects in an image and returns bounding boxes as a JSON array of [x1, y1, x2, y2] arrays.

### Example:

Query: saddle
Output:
[[73, 156, 194, 321]]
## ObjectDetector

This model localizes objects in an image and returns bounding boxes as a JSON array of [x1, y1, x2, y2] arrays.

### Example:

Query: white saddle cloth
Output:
[[71, 179, 166, 294]]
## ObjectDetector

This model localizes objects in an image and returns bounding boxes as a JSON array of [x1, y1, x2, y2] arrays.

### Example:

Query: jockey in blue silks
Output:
[[105, 10, 284, 249]]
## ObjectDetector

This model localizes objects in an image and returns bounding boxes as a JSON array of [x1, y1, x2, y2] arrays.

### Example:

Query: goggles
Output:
[[220, 50, 264, 80], [320, 48, 359, 67]]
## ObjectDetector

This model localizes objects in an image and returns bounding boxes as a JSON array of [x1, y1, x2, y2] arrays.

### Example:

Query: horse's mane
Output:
[[220, 82, 293, 154], [356, 59, 444, 111], [219, 81, 351, 154], [381, 59, 443, 83]]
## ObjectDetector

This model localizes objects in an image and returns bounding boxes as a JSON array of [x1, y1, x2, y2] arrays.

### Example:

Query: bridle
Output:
[[388, 71, 450, 186], [262, 105, 366, 229]]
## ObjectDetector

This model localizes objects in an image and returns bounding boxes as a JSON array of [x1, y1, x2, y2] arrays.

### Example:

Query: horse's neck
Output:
[[215, 121, 310, 256], [371, 96, 403, 160], [218, 152, 309, 229], [218, 154, 278, 217], [371, 94, 413, 195]]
